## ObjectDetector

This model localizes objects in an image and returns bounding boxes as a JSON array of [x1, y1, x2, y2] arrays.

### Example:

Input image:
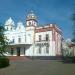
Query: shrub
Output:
[[62, 56, 75, 63], [0, 56, 9, 68]]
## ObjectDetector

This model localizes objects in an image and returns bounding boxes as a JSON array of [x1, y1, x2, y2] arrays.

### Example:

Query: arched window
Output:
[[29, 22, 32, 25], [11, 27, 12, 30], [7, 27, 8, 30]]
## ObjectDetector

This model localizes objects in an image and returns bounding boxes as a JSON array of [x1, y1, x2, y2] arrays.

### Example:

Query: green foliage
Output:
[[0, 25, 8, 55], [62, 41, 74, 57], [71, 13, 75, 42], [0, 56, 9, 68]]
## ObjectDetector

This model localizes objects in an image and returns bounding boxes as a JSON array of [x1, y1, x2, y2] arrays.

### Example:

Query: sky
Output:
[[0, 0, 75, 39]]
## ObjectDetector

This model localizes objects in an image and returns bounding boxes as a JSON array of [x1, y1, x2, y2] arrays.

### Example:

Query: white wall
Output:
[[34, 31, 56, 56], [4, 26, 61, 56], [35, 31, 52, 41]]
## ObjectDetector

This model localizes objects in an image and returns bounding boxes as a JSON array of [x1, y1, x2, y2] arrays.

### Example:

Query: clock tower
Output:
[[26, 11, 37, 27]]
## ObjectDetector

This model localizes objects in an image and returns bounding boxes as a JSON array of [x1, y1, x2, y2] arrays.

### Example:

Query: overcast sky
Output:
[[0, 0, 75, 39]]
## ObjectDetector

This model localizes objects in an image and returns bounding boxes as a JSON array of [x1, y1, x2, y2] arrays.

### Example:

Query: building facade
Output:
[[4, 11, 62, 59]]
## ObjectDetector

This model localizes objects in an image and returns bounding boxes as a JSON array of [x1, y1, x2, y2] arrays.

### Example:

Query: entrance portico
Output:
[[7, 44, 32, 56]]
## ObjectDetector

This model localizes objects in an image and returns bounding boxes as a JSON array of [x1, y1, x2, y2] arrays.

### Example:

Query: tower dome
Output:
[[26, 11, 37, 21]]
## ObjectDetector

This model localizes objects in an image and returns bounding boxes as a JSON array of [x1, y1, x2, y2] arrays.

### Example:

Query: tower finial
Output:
[[29, 10, 34, 14]]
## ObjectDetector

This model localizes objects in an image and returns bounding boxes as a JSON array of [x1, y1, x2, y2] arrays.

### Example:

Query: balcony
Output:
[[35, 40, 50, 44], [35, 35, 50, 44], [8, 41, 32, 46]]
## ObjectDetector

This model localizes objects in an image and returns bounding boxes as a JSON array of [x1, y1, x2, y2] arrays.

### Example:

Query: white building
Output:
[[4, 11, 62, 59]]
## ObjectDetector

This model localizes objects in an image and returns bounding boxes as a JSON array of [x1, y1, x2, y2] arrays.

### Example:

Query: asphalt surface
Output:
[[0, 59, 75, 75]]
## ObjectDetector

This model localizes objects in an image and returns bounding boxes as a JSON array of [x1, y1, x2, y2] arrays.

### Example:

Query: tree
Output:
[[71, 13, 75, 42], [0, 25, 8, 56]]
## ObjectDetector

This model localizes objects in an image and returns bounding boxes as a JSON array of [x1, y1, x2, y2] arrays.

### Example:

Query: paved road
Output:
[[0, 60, 75, 75]]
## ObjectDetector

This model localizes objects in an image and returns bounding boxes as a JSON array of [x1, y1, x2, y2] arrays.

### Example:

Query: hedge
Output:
[[62, 56, 75, 63], [0, 56, 9, 68]]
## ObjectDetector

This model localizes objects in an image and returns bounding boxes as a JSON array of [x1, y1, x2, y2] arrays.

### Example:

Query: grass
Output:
[[0, 60, 75, 75]]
